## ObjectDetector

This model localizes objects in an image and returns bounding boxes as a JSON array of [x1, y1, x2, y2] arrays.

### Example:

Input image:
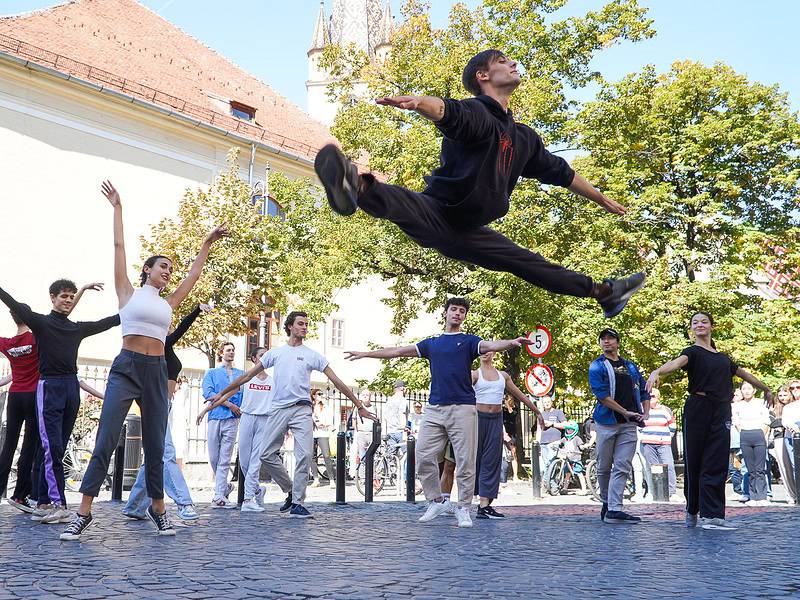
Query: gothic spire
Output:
[[309, 1, 329, 52]]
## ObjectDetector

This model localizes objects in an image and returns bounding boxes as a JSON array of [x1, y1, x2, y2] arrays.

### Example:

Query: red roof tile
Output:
[[0, 0, 333, 160]]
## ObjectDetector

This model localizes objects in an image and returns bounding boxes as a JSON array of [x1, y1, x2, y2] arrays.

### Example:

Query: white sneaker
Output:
[[454, 506, 473, 528], [254, 486, 266, 507], [241, 499, 265, 512], [418, 500, 451, 523], [444, 499, 455, 514], [40, 506, 72, 524], [700, 517, 737, 530], [211, 498, 237, 510]]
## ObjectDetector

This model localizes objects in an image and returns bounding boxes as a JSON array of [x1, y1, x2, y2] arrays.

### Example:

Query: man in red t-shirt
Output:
[[0, 304, 40, 511]]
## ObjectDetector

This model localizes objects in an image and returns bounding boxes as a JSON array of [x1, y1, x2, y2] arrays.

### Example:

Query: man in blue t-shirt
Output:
[[346, 297, 530, 528]]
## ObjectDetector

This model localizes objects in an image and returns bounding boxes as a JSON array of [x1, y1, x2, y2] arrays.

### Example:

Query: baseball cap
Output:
[[598, 328, 620, 340], [393, 380, 407, 389]]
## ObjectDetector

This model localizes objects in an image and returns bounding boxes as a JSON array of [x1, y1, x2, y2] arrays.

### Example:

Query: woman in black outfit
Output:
[[647, 312, 772, 531]]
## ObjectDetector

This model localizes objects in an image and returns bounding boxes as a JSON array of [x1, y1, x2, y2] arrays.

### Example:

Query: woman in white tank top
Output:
[[62, 181, 227, 541], [471, 351, 544, 519]]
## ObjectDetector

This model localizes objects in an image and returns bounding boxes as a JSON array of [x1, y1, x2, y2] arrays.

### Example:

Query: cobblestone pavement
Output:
[[1, 494, 799, 600]]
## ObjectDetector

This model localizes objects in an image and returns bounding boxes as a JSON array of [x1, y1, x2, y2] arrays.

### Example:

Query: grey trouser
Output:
[[260, 403, 313, 504], [81, 350, 168, 499], [239, 413, 269, 500], [208, 417, 239, 500], [641, 443, 677, 495], [595, 422, 638, 512], [416, 404, 477, 507]]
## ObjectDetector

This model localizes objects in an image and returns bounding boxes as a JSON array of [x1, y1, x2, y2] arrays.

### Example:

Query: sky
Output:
[[2, 0, 798, 113]]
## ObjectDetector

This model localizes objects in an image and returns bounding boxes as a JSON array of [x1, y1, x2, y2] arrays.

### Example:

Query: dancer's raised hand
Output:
[[101, 180, 121, 207], [205, 225, 229, 245], [376, 96, 422, 110]]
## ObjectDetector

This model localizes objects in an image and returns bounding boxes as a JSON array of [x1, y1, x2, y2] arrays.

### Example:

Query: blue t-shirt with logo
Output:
[[416, 332, 483, 405]]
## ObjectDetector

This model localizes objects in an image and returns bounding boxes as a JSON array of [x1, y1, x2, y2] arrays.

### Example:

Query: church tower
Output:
[[306, 0, 394, 126]]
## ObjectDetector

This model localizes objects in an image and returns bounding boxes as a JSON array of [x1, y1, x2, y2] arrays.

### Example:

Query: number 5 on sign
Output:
[[525, 326, 552, 358], [525, 364, 554, 397]]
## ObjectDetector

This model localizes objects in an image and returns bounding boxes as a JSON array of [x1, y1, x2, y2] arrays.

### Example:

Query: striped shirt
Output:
[[641, 406, 676, 445]]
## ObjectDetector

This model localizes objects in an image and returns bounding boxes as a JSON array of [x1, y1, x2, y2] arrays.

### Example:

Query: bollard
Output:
[[794, 432, 800, 507], [650, 464, 669, 501], [406, 435, 416, 503], [336, 432, 347, 504], [530, 440, 541, 499], [236, 454, 245, 506], [363, 421, 381, 503], [111, 423, 127, 502]]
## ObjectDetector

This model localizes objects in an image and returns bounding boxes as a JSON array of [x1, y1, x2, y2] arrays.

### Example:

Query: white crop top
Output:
[[119, 285, 172, 343], [473, 367, 505, 405]]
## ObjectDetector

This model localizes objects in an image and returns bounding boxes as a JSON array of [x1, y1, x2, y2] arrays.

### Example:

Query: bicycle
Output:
[[355, 435, 422, 497], [585, 457, 636, 502], [544, 442, 588, 496]]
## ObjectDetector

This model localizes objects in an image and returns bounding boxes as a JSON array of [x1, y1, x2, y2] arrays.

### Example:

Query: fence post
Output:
[[111, 423, 127, 502], [530, 440, 541, 499], [650, 464, 669, 501], [236, 454, 245, 506], [794, 432, 800, 507], [364, 421, 381, 503], [406, 435, 416, 503], [336, 431, 347, 505]]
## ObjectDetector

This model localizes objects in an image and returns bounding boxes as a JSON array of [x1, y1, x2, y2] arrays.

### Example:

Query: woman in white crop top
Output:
[[64, 181, 227, 541], [470, 351, 544, 519]]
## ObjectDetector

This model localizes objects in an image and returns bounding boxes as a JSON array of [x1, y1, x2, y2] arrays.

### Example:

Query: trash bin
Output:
[[123, 413, 143, 490]]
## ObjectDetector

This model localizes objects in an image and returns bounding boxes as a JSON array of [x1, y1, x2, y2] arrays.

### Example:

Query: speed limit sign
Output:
[[525, 326, 552, 358], [525, 364, 554, 397]]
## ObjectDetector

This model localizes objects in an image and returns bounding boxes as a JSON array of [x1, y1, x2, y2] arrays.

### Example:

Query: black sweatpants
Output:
[[359, 178, 595, 297], [0, 391, 39, 500], [684, 395, 731, 519], [740, 429, 768, 501], [474, 411, 504, 499], [80, 350, 168, 499], [36, 377, 81, 506]]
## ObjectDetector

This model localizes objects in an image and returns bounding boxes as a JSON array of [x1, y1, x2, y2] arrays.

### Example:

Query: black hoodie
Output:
[[423, 95, 575, 229]]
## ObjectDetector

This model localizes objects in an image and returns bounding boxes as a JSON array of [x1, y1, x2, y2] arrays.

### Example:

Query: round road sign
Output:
[[525, 326, 552, 358], [524, 363, 554, 397]]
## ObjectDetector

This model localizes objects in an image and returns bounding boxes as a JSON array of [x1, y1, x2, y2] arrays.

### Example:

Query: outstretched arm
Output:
[[568, 173, 626, 216], [479, 337, 531, 354], [0, 286, 37, 328], [166, 304, 206, 347], [68, 282, 104, 316], [323, 366, 378, 422], [375, 96, 444, 121], [0, 374, 11, 388], [101, 181, 135, 308], [345, 345, 418, 361], [736, 367, 774, 405], [166, 226, 228, 309], [198, 362, 263, 423], [78, 379, 105, 400], [646, 355, 689, 392], [503, 372, 545, 431]]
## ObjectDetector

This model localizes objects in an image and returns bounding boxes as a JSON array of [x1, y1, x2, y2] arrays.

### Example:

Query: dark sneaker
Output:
[[604, 510, 641, 524], [476, 506, 506, 519], [598, 273, 646, 318], [279, 493, 293, 513], [146, 506, 176, 536], [289, 503, 313, 519], [314, 144, 359, 216], [60, 513, 93, 541], [7, 497, 37, 514], [601, 502, 608, 522]]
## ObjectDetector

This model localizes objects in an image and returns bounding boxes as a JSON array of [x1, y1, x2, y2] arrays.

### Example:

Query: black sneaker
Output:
[[601, 503, 608, 522], [314, 144, 359, 216], [476, 506, 506, 519], [146, 506, 176, 536], [598, 273, 646, 318], [60, 512, 93, 541], [289, 503, 313, 519], [279, 493, 293, 513], [604, 510, 641, 524]]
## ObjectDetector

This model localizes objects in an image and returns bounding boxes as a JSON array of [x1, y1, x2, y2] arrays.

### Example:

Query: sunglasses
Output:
[[791, 386, 800, 390]]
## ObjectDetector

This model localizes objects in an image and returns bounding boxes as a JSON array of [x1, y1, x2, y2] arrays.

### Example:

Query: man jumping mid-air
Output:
[[315, 49, 644, 318]]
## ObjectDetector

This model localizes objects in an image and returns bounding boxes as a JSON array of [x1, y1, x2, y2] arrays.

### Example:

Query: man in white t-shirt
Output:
[[384, 380, 409, 456], [208, 311, 377, 519]]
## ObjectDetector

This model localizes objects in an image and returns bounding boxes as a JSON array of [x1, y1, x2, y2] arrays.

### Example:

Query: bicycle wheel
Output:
[[586, 460, 602, 502], [545, 458, 567, 496], [398, 454, 423, 497], [355, 458, 387, 497]]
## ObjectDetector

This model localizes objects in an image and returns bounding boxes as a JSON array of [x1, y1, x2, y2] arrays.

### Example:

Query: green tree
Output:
[[321, 2, 800, 407]]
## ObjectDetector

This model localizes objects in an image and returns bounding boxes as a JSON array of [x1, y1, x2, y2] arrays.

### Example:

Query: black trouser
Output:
[[37, 377, 81, 506], [684, 395, 731, 519], [475, 411, 504, 500], [0, 391, 39, 500], [359, 178, 595, 297], [81, 350, 168, 499], [740, 429, 768, 501]]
